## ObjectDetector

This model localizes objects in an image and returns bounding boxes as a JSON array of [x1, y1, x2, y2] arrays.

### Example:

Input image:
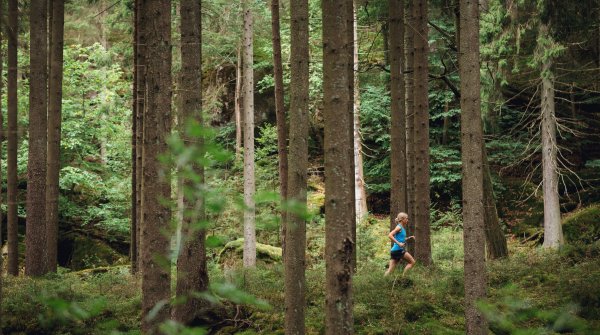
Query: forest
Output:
[[1, 0, 600, 334]]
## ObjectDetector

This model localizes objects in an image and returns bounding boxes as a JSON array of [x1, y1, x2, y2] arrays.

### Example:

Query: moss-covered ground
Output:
[[3, 217, 600, 334]]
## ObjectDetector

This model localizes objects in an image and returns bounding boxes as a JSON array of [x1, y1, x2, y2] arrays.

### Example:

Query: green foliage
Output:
[[480, 286, 591, 335], [562, 205, 600, 244], [3, 268, 140, 334], [360, 85, 391, 193], [585, 160, 600, 169], [429, 146, 462, 202], [255, 124, 280, 188], [430, 202, 463, 231]]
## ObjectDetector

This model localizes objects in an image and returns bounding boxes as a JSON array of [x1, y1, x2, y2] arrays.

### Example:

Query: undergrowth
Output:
[[3, 221, 600, 334]]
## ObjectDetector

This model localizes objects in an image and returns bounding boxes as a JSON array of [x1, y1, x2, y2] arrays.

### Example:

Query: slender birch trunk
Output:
[[353, 3, 368, 223], [243, 0, 257, 267]]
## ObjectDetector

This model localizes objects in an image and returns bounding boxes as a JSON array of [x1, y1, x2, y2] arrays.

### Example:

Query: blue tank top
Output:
[[391, 224, 406, 251]]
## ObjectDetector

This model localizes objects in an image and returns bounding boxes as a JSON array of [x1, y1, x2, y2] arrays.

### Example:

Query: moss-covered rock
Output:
[[65, 232, 128, 270], [218, 238, 282, 270], [563, 204, 600, 244]]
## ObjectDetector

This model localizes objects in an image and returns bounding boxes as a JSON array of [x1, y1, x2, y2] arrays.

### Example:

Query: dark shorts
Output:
[[391, 249, 406, 261]]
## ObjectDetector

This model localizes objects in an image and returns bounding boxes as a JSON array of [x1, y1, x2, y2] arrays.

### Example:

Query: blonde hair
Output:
[[394, 212, 408, 224]]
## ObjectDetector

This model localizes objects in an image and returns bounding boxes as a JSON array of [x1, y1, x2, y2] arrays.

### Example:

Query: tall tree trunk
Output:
[[131, 0, 139, 275], [0, 2, 4, 329], [284, 0, 309, 332], [134, 0, 145, 274], [235, 45, 243, 161], [174, 0, 209, 324], [243, 0, 256, 267], [323, 0, 355, 333], [389, 0, 407, 234], [539, 23, 563, 248], [483, 143, 508, 259], [7, 0, 19, 276], [404, 0, 416, 255], [412, 0, 432, 265], [353, 3, 368, 224], [26, 0, 49, 277], [271, 0, 289, 252], [139, 0, 173, 332], [46, 0, 65, 274], [459, 1, 488, 333], [347, 0, 357, 272]]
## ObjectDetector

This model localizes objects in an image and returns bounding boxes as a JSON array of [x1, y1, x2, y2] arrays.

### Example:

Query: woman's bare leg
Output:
[[385, 259, 399, 276], [402, 252, 416, 275]]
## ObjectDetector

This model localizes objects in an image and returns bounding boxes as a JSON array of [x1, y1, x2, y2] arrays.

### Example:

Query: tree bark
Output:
[[323, 0, 355, 333], [353, 3, 368, 224], [173, 0, 209, 324], [235, 44, 243, 161], [389, 0, 407, 234], [135, 0, 146, 274], [482, 143, 508, 259], [404, 0, 416, 255], [139, 0, 173, 332], [0, 2, 4, 329], [26, 0, 49, 277], [459, 1, 488, 333], [130, 0, 139, 275], [271, 0, 289, 251], [346, 0, 358, 273], [243, 0, 257, 267], [412, 0, 432, 265], [539, 23, 563, 248], [284, 0, 309, 332], [7, 0, 19, 276], [46, 0, 65, 274]]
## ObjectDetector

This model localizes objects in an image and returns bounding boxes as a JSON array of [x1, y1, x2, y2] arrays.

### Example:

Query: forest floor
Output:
[[3, 220, 600, 334]]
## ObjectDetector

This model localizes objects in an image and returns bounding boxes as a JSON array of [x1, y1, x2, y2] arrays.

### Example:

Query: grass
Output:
[[3, 217, 600, 334]]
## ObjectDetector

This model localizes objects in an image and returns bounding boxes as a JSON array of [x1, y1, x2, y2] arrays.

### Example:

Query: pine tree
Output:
[[389, 0, 407, 231], [412, 0, 432, 265], [271, 0, 289, 250], [139, 0, 173, 331], [459, 0, 488, 333], [404, 0, 416, 254], [130, 0, 140, 275], [26, 0, 49, 277], [173, 0, 209, 324], [284, 0, 309, 332], [7, 0, 19, 276], [538, 20, 563, 248], [323, 0, 355, 332], [46, 0, 65, 273]]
